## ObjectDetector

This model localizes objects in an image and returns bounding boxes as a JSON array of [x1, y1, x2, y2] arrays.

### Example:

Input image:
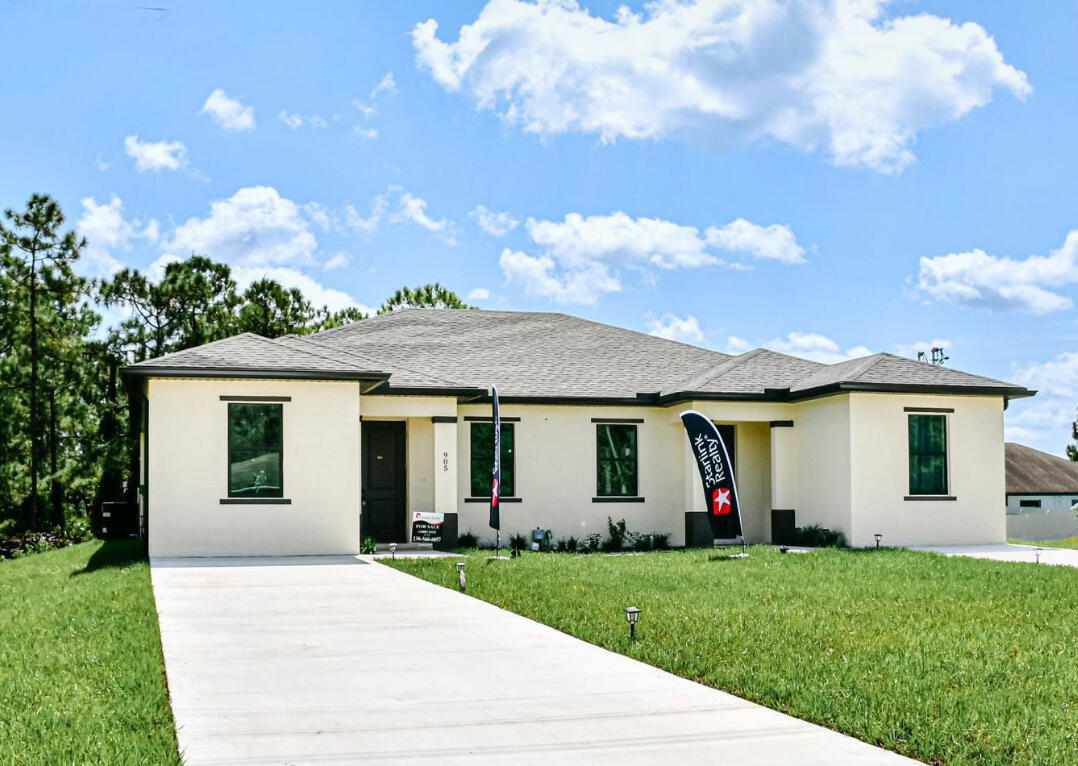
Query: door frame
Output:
[[360, 420, 408, 543]]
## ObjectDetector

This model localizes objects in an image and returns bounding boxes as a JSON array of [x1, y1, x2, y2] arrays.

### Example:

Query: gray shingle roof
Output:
[[1006, 442, 1078, 494], [125, 309, 1033, 401]]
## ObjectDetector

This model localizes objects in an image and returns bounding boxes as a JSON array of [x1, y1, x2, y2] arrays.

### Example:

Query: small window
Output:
[[596, 423, 637, 497], [470, 422, 514, 497], [908, 414, 947, 496], [228, 404, 283, 497], [1019, 499, 1042, 509]]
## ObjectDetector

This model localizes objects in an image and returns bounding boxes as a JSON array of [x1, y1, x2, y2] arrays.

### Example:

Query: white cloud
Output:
[[724, 331, 872, 363], [470, 204, 519, 236], [353, 125, 379, 140], [647, 313, 705, 344], [917, 232, 1078, 314], [124, 135, 188, 173], [1007, 352, 1078, 456], [467, 287, 491, 301], [323, 252, 350, 271], [231, 265, 371, 314], [163, 186, 317, 266], [500, 248, 619, 304], [371, 71, 397, 98], [345, 193, 389, 234], [894, 338, 952, 359], [278, 111, 327, 130], [413, 0, 1029, 173], [389, 191, 456, 244], [499, 210, 803, 304], [76, 195, 159, 276], [95, 153, 109, 172], [200, 88, 256, 131], [706, 219, 805, 264], [723, 336, 754, 355]]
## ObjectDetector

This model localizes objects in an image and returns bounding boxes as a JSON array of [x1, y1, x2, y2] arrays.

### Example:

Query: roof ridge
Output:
[[841, 353, 889, 382], [673, 348, 766, 393]]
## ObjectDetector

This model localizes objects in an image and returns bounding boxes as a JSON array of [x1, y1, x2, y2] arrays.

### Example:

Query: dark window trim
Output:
[[595, 422, 638, 497], [592, 496, 645, 503], [431, 416, 458, 423], [1018, 499, 1042, 508], [904, 406, 954, 413], [220, 395, 291, 402], [769, 420, 794, 428], [220, 498, 292, 505], [590, 417, 644, 424], [903, 495, 957, 501], [464, 416, 521, 422], [464, 496, 522, 503], [227, 402, 284, 499]]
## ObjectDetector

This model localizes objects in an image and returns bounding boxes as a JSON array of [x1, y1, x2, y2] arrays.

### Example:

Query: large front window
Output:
[[470, 422, 514, 497], [596, 423, 637, 497], [228, 403, 283, 497], [908, 414, 947, 496]]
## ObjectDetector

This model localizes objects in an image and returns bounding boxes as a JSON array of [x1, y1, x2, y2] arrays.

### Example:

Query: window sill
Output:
[[220, 498, 292, 505], [464, 496, 522, 503], [592, 496, 645, 503], [903, 495, 956, 502]]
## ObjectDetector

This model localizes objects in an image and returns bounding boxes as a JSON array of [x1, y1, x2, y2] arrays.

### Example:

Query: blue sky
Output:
[[3, 0, 1078, 454]]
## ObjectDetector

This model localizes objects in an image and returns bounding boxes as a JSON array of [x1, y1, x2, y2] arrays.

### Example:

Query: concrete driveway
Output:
[[151, 556, 915, 765], [912, 542, 1078, 568]]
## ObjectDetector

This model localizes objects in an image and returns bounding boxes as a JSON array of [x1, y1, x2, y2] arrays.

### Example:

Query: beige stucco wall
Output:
[[146, 377, 361, 557], [791, 394, 854, 539], [848, 392, 1006, 547]]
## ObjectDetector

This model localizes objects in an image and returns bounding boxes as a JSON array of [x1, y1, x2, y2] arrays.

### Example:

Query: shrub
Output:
[[457, 531, 478, 549], [563, 536, 578, 553], [602, 517, 629, 552], [509, 533, 528, 551], [630, 532, 671, 551], [792, 524, 846, 548], [360, 537, 377, 555], [580, 533, 602, 554]]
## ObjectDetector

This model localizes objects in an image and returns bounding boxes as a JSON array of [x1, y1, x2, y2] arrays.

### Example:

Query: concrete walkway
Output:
[[151, 556, 916, 765], [912, 542, 1078, 568]]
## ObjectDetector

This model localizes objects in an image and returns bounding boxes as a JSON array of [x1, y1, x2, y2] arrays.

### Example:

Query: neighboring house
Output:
[[121, 309, 1034, 557], [1005, 442, 1078, 541]]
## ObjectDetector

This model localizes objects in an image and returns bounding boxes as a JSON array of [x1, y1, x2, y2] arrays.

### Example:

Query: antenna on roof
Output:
[[917, 347, 949, 366]]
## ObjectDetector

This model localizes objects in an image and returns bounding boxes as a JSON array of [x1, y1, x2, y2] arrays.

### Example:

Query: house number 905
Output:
[[442, 452, 449, 472]]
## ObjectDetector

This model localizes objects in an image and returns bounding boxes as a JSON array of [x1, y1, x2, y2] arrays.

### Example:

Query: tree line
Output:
[[0, 193, 472, 535]]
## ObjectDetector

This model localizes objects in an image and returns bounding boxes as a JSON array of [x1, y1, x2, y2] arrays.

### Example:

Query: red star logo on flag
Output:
[[712, 487, 731, 516], [491, 477, 499, 507]]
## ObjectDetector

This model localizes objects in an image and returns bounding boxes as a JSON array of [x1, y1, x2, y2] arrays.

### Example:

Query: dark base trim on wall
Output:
[[220, 498, 292, 505], [433, 513, 458, 551], [903, 495, 957, 501], [684, 511, 713, 548], [464, 496, 522, 503], [592, 496, 645, 503]]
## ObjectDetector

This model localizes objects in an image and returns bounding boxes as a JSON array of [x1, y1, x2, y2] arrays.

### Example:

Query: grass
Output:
[[1010, 536, 1078, 550], [0, 540, 179, 765], [387, 547, 1078, 765]]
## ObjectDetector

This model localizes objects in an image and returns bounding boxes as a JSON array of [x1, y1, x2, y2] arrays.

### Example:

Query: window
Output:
[[596, 423, 637, 497], [908, 414, 947, 496], [470, 422, 514, 497], [228, 404, 283, 497], [1019, 499, 1042, 509]]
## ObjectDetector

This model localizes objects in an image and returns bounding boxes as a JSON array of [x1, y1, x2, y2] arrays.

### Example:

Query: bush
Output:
[[509, 533, 528, 551], [630, 532, 671, 551], [563, 536, 578, 552], [602, 517, 629, 551], [361, 537, 377, 554], [580, 533, 602, 553], [792, 524, 846, 548], [457, 531, 478, 549]]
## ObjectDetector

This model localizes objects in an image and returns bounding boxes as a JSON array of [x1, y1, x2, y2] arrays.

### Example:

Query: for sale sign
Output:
[[411, 511, 445, 543]]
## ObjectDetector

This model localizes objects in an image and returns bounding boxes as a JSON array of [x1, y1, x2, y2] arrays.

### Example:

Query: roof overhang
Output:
[[657, 382, 1036, 406], [121, 365, 392, 391]]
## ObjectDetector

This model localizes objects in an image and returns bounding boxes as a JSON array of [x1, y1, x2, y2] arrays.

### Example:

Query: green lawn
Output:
[[1010, 536, 1078, 550], [0, 540, 179, 765], [388, 547, 1078, 765]]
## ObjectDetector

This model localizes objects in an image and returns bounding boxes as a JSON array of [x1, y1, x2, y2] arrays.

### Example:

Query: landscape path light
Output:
[[389, 542, 396, 560], [1035, 547, 1043, 565], [874, 534, 882, 550], [624, 606, 641, 641]]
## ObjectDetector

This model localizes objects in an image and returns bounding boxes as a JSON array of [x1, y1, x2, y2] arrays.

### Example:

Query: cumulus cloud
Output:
[[500, 249, 619, 304], [163, 186, 317, 266], [917, 231, 1078, 314], [200, 88, 256, 131], [413, 0, 1029, 173], [389, 191, 456, 244], [647, 313, 705, 344], [499, 211, 803, 303], [278, 111, 328, 129], [470, 204, 519, 236], [76, 195, 159, 276], [323, 252, 350, 271], [371, 72, 397, 98], [720, 330, 872, 362], [231, 265, 371, 314], [466, 287, 491, 301], [1007, 352, 1078, 455], [353, 125, 379, 140], [124, 135, 188, 173]]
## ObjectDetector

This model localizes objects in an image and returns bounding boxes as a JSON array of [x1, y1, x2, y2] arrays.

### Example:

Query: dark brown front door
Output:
[[361, 421, 406, 543]]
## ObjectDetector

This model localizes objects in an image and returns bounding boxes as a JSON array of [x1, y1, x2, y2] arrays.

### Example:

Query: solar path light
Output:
[[389, 542, 396, 560], [457, 561, 466, 592], [874, 533, 882, 550], [624, 607, 641, 641]]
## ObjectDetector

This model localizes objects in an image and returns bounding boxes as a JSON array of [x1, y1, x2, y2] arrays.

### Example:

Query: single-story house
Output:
[[121, 309, 1034, 557], [1005, 441, 1078, 541]]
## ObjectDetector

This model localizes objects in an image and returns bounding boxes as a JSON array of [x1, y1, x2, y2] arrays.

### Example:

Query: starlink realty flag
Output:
[[489, 386, 501, 532], [680, 410, 743, 538]]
